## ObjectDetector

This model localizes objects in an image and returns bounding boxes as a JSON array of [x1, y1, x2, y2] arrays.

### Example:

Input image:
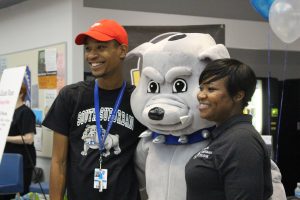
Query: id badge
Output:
[[94, 168, 108, 191]]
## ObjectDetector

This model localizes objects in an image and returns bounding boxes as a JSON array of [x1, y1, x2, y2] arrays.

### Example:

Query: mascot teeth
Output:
[[179, 115, 189, 125]]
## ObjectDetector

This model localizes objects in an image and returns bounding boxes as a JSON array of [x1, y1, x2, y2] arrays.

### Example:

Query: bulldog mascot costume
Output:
[[128, 33, 286, 200]]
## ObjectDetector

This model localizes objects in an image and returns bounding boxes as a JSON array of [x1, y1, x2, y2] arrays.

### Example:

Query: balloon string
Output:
[[275, 44, 288, 163], [267, 27, 271, 138], [267, 27, 271, 66]]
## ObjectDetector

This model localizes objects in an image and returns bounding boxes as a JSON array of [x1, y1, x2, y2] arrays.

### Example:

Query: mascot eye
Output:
[[173, 79, 187, 93], [147, 80, 160, 93]]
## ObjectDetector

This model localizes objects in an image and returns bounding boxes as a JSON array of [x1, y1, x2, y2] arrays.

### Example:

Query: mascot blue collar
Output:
[[151, 126, 215, 145]]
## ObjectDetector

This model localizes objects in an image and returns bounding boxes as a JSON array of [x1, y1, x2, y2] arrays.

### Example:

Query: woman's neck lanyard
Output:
[[94, 79, 126, 168]]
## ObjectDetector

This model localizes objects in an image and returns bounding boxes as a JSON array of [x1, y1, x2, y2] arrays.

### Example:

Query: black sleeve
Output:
[[217, 129, 268, 200], [42, 86, 73, 136], [19, 108, 36, 135]]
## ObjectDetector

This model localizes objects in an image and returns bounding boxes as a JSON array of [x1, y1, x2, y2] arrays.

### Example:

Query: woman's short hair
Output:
[[19, 83, 27, 101], [199, 58, 257, 108]]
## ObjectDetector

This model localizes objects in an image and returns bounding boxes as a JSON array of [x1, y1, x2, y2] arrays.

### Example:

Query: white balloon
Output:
[[269, 0, 300, 43]]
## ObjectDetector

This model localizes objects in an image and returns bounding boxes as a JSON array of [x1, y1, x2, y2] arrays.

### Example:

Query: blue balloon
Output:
[[250, 0, 275, 20]]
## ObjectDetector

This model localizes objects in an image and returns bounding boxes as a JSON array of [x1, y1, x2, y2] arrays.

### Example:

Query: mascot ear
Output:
[[198, 44, 230, 61], [126, 42, 153, 59]]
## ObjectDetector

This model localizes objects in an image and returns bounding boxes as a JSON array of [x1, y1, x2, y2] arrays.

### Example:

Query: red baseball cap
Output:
[[75, 19, 128, 45]]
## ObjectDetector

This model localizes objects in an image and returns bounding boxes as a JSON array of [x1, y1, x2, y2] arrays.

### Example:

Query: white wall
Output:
[[0, 0, 73, 82], [0, 0, 299, 183]]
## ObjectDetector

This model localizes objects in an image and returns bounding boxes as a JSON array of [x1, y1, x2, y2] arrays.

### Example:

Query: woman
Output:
[[1, 83, 36, 200], [185, 58, 273, 200]]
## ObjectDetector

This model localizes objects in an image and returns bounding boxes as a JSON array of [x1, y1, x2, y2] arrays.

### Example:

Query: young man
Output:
[[42, 19, 146, 200]]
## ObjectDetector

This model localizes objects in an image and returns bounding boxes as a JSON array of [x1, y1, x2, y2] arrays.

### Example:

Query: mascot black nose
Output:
[[148, 107, 164, 120]]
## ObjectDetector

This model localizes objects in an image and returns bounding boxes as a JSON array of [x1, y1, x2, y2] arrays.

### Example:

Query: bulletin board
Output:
[[0, 42, 67, 158]]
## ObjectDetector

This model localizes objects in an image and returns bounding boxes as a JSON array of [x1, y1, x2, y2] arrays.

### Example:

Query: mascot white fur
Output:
[[129, 33, 286, 200]]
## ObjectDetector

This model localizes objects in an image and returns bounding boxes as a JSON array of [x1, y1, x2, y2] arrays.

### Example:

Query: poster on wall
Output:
[[44, 89, 57, 112], [38, 75, 57, 89], [56, 52, 66, 91], [38, 48, 58, 89], [45, 48, 57, 72], [38, 50, 46, 74], [84, 24, 225, 85]]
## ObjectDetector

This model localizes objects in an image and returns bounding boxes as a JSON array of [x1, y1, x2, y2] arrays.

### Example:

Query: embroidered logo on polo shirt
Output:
[[193, 146, 212, 159]]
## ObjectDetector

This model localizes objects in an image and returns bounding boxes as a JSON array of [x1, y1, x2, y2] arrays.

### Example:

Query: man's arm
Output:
[[50, 132, 68, 200]]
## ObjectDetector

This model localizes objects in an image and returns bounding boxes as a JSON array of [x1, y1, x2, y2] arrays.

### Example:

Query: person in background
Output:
[[42, 19, 146, 200], [0, 83, 36, 200], [185, 58, 273, 200]]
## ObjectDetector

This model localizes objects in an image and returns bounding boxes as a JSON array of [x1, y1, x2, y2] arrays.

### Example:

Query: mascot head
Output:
[[129, 33, 230, 137]]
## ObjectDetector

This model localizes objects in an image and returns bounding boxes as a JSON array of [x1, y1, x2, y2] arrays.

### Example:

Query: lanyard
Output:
[[94, 80, 126, 156]]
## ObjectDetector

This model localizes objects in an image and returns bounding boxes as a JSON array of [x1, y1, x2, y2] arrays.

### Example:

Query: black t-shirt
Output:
[[185, 114, 273, 200], [4, 104, 37, 169], [42, 80, 146, 200]]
